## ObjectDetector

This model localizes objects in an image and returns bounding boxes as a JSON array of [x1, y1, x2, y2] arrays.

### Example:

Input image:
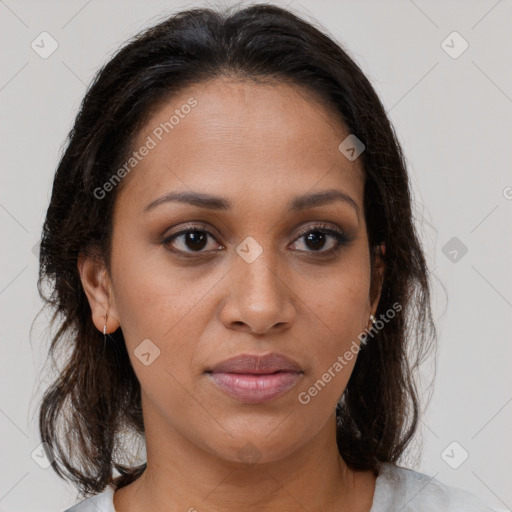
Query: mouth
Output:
[[205, 352, 304, 403], [205, 370, 303, 404]]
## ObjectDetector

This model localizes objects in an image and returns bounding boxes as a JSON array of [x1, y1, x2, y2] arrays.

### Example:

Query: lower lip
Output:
[[207, 371, 302, 403]]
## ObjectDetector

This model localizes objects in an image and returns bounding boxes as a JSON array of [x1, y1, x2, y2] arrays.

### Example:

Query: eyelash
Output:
[[161, 222, 349, 258]]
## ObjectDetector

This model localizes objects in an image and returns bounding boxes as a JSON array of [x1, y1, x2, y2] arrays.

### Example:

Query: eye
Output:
[[161, 222, 349, 257], [290, 223, 349, 255], [162, 224, 224, 254]]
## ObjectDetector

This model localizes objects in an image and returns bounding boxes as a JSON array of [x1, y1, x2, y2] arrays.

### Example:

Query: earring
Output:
[[370, 314, 376, 326], [103, 311, 109, 343]]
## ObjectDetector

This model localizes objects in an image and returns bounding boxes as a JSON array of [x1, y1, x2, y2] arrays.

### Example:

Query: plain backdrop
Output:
[[1, 0, 511, 511]]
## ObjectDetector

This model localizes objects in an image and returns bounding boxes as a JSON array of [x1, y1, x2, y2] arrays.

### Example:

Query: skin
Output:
[[79, 77, 385, 512]]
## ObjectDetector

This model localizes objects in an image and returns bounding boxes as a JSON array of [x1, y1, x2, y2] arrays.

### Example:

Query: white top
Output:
[[64, 463, 500, 511]]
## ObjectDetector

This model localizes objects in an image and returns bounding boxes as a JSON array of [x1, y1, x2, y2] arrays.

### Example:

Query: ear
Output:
[[369, 242, 386, 315], [77, 253, 120, 334]]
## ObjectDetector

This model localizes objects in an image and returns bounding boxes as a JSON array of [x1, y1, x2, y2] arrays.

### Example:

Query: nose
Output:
[[219, 248, 296, 335]]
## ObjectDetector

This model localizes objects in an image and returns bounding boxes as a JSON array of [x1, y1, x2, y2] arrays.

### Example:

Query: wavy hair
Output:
[[37, 3, 436, 498]]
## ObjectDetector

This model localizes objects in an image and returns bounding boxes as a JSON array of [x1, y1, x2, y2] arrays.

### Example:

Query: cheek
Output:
[[109, 252, 206, 419], [108, 244, 184, 382], [296, 302, 362, 416], [295, 260, 371, 406], [298, 256, 371, 338], [109, 234, 202, 339]]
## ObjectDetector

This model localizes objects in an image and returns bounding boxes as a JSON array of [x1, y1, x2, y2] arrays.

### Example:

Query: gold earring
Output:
[[370, 314, 376, 326]]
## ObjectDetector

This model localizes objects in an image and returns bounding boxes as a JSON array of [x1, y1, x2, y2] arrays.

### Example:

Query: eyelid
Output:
[[161, 222, 224, 255], [163, 221, 221, 240], [294, 221, 346, 239], [162, 221, 346, 242], [161, 220, 349, 256], [290, 222, 349, 254]]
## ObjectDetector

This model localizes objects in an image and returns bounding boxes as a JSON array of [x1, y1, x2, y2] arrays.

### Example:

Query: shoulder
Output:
[[63, 486, 115, 512], [371, 463, 500, 512]]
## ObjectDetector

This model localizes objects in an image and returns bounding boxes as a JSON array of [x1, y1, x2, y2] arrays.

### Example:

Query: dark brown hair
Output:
[[38, 2, 436, 498]]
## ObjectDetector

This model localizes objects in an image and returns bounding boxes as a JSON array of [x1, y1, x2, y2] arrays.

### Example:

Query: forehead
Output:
[[117, 77, 365, 213]]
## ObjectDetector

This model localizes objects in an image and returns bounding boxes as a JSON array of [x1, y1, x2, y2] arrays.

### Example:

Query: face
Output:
[[81, 77, 383, 465]]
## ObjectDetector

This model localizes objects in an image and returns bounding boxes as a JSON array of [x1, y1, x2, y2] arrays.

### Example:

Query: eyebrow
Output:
[[144, 189, 359, 217]]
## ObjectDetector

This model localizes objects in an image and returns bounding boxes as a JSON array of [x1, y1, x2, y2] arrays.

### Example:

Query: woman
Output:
[[37, 4, 497, 511]]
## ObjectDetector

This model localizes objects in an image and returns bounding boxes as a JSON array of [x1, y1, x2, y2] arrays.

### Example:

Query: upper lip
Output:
[[208, 353, 303, 375]]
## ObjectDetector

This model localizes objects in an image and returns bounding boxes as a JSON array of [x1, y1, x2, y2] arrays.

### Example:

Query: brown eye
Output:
[[162, 226, 223, 254], [291, 224, 349, 255]]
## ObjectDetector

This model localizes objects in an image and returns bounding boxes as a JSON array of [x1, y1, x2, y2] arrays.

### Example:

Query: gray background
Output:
[[1, 0, 511, 511]]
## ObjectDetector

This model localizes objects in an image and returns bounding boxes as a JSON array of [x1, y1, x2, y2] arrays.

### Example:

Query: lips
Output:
[[208, 352, 303, 374], [206, 353, 303, 403]]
